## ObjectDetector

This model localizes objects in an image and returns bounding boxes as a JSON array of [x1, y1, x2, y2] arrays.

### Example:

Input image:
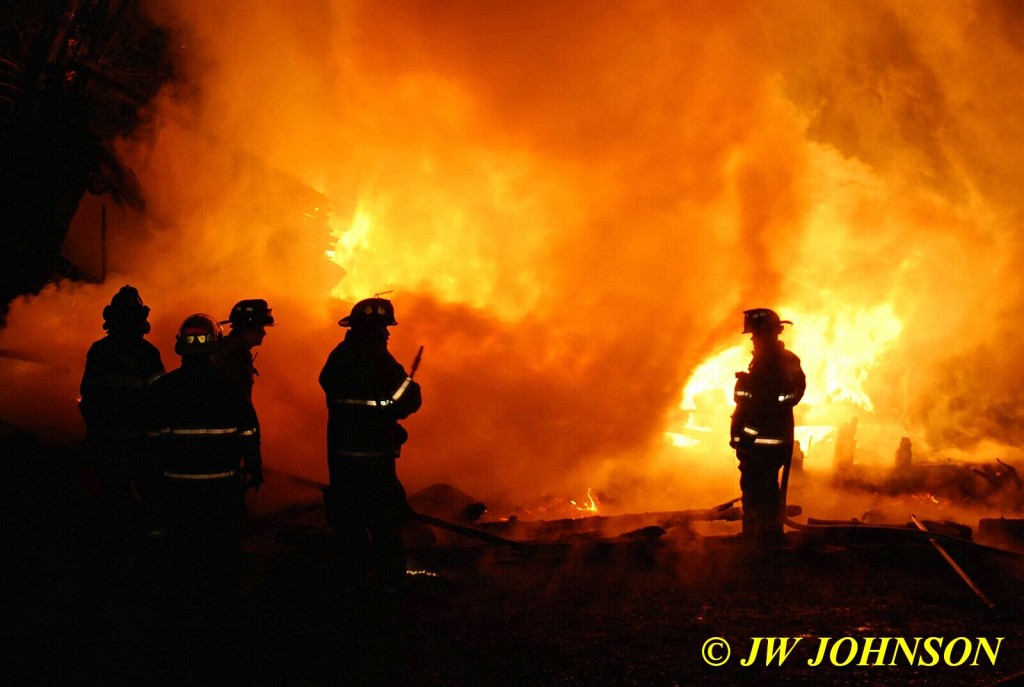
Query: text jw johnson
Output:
[[741, 636, 1002, 667]]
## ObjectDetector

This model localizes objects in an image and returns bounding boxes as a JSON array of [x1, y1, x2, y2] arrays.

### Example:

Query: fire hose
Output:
[[265, 467, 523, 548]]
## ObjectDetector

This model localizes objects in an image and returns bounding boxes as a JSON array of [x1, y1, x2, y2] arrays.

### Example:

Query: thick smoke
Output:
[[3, 1, 1024, 515], [764, 1, 1024, 453]]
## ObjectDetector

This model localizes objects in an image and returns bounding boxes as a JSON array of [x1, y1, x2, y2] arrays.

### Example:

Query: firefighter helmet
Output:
[[102, 285, 151, 332], [339, 297, 397, 328], [742, 308, 792, 334], [174, 313, 223, 356], [223, 299, 275, 328]]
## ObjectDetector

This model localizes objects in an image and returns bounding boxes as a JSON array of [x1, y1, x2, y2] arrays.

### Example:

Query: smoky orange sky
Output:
[[4, 0, 1024, 516]]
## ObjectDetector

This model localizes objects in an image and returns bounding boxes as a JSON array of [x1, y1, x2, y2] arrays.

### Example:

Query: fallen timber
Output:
[[414, 512, 524, 548], [978, 517, 1024, 552], [785, 513, 1024, 559], [267, 469, 751, 548], [475, 498, 747, 543], [781, 512, 1024, 609], [264, 468, 525, 549], [911, 514, 996, 609], [266, 466, 1024, 577]]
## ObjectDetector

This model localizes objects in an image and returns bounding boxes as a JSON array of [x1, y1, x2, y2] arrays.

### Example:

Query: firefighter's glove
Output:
[[729, 434, 754, 450], [245, 462, 264, 491], [729, 436, 745, 450], [729, 417, 751, 449]]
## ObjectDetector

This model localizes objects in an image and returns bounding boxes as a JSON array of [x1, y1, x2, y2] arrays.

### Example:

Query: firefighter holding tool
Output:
[[319, 296, 422, 594]]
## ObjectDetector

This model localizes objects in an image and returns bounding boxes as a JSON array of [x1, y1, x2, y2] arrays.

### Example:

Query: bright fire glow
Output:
[[681, 305, 901, 414], [569, 488, 601, 515], [672, 304, 903, 456], [2, 2, 1024, 517]]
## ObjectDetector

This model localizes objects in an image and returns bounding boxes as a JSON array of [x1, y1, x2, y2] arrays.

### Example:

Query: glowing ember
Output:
[[569, 488, 601, 515], [494, 488, 602, 521]]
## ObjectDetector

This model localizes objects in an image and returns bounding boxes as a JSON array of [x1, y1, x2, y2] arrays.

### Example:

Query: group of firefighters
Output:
[[79, 287, 421, 598], [79, 284, 803, 600]]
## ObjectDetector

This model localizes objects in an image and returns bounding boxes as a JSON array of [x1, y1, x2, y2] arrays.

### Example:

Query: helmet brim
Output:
[[338, 316, 397, 328], [742, 319, 792, 334]]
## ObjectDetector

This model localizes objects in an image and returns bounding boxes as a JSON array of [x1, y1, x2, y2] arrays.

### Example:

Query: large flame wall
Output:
[[3, 1, 1024, 513]]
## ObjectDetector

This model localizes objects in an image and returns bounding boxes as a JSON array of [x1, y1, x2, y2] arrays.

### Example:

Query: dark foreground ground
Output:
[[3, 434, 1024, 687]]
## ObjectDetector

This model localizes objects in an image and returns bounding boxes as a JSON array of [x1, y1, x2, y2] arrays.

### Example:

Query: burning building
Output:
[[4, 0, 1024, 523], [8, 4, 1024, 686]]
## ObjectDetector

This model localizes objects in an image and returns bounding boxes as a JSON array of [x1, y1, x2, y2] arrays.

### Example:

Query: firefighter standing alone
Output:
[[319, 297, 422, 593], [730, 308, 805, 544]]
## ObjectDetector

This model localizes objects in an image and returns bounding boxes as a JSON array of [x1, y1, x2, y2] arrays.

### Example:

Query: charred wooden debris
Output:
[[233, 465, 1024, 615]]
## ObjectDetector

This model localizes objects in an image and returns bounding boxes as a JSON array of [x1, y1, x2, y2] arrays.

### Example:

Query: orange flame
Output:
[[2, 2, 1024, 516], [670, 304, 903, 469]]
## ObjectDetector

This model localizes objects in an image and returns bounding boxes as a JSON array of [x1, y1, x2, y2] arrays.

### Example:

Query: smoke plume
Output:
[[3, 1, 1024, 515]]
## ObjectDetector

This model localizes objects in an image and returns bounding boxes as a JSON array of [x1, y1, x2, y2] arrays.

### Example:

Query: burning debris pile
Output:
[[9, 3, 1024, 684], [829, 431, 1024, 512], [5, 1, 1024, 533], [407, 482, 743, 546]]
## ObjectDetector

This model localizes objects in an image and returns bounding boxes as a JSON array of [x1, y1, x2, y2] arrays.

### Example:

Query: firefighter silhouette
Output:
[[730, 308, 805, 543], [146, 313, 262, 598], [319, 297, 422, 594], [213, 298, 275, 400], [79, 285, 165, 552], [213, 298, 274, 502]]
